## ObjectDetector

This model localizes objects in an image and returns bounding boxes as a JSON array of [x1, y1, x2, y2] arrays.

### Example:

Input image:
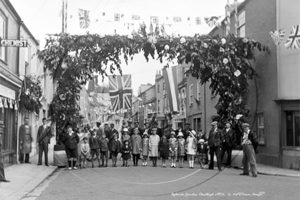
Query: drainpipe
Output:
[[204, 82, 207, 137], [15, 19, 23, 164]]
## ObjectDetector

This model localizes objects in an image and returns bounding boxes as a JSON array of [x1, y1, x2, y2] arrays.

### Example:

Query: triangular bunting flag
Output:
[[3, 98, 8, 108], [0, 97, 3, 108], [269, 29, 285, 45]]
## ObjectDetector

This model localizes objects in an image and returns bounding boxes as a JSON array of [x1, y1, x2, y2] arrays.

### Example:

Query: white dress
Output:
[[149, 134, 160, 157], [186, 137, 196, 155]]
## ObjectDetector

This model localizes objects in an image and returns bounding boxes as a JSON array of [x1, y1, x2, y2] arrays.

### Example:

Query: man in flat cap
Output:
[[240, 123, 258, 177], [208, 121, 223, 171]]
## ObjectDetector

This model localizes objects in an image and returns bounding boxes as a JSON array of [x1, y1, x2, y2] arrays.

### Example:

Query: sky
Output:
[[10, 0, 238, 95]]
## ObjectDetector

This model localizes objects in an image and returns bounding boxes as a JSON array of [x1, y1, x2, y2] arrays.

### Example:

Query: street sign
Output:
[[0, 39, 28, 47]]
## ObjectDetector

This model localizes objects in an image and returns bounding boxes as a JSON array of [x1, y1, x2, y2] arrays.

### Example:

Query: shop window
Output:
[[286, 111, 300, 147], [257, 113, 265, 145], [197, 81, 201, 101]]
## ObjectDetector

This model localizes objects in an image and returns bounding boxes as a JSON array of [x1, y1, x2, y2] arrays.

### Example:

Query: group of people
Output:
[[61, 119, 258, 178]]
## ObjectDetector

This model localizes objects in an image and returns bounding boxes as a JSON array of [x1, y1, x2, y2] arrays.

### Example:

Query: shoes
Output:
[[104, 165, 107, 167], [252, 174, 257, 177], [92, 165, 94, 168], [37, 164, 42, 166], [0, 179, 10, 182], [73, 167, 78, 170], [25, 162, 31, 164], [68, 167, 72, 170], [218, 168, 222, 171], [99, 165, 101, 168], [227, 165, 231, 168], [239, 173, 249, 176], [45, 164, 49, 167]]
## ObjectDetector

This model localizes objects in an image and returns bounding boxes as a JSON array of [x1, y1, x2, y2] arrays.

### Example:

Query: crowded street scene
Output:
[[0, 0, 299, 199]]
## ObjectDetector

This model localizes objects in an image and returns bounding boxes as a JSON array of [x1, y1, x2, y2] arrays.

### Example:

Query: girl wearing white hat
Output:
[[185, 130, 197, 169], [177, 132, 185, 168]]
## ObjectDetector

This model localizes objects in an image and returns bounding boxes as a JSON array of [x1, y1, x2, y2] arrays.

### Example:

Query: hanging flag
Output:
[[14, 100, 18, 110], [284, 25, 300, 49], [8, 99, 13, 109], [155, 23, 159, 35], [205, 16, 221, 27], [0, 97, 3, 108], [269, 29, 286, 46], [151, 16, 159, 24], [108, 75, 132, 112], [3, 98, 8, 108], [162, 66, 179, 113], [78, 9, 90, 29]]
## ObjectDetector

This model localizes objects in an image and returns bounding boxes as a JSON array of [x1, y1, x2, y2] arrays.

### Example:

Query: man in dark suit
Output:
[[220, 122, 236, 168], [182, 123, 192, 140], [96, 122, 104, 138], [132, 121, 143, 136], [208, 121, 223, 171], [239, 123, 258, 177], [37, 118, 53, 166], [0, 127, 10, 182]]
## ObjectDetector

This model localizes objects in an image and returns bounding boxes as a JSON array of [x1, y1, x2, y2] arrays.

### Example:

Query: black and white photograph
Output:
[[0, 0, 299, 199]]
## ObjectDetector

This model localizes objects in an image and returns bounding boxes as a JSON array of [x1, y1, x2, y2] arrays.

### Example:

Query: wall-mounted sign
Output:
[[0, 39, 28, 47], [0, 85, 15, 100]]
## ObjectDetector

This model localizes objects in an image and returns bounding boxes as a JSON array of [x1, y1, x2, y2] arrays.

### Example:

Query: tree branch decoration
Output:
[[19, 75, 43, 115], [37, 24, 268, 142]]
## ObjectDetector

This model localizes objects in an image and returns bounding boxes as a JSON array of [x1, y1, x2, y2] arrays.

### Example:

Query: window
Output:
[[157, 83, 160, 93], [238, 10, 245, 37], [132, 15, 140, 20], [286, 111, 300, 147], [151, 16, 159, 24], [114, 14, 120, 22], [257, 113, 265, 145], [197, 81, 201, 100], [0, 12, 7, 61], [195, 17, 201, 25], [173, 17, 182, 22], [157, 100, 160, 113], [189, 84, 193, 106]]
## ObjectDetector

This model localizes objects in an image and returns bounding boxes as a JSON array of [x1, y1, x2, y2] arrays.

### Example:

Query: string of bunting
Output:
[[0, 96, 18, 110]]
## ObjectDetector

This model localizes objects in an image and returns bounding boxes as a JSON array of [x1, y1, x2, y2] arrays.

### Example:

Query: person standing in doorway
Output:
[[208, 121, 223, 171], [19, 117, 32, 164], [37, 118, 52, 166], [0, 129, 10, 182]]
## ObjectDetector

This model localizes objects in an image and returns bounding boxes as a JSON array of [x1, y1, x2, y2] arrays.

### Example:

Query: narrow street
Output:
[[22, 160, 299, 200]]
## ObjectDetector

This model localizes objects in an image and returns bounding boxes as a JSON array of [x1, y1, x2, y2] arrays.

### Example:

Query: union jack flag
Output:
[[269, 29, 285, 46], [78, 9, 90, 29], [108, 75, 132, 112], [285, 25, 300, 49]]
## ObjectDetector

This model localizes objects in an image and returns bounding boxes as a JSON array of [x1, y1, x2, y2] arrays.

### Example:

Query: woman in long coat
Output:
[[149, 127, 160, 167], [19, 117, 32, 163], [131, 128, 142, 166], [158, 135, 169, 167]]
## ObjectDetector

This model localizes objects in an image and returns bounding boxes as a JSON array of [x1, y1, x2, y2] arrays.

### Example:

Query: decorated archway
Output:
[[37, 25, 268, 143]]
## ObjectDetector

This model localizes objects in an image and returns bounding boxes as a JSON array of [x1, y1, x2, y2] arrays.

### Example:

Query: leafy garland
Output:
[[18, 75, 43, 115], [38, 25, 268, 140]]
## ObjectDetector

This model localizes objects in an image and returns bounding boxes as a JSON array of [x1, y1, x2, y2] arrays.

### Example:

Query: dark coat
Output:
[[63, 132, 79, 149], [37, 125, 52, 145], [109, 139, 121, 153], [89, 135, 101, 149], [182, 128, 192, 140], [159, 139, 169, 158], [121, 145, 131, 159], [208, 128, 223, 147], [110, 129, 119, 140], [99, 137, 109, 151], [248, 131, 259, 154], [222, 128, 237, 147]]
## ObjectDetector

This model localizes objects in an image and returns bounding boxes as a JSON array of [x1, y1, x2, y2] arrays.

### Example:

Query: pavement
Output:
[[0, 146, 299, 200]]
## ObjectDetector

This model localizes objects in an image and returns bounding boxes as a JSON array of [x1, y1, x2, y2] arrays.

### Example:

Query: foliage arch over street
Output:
[[37, 25, 268, 139]]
